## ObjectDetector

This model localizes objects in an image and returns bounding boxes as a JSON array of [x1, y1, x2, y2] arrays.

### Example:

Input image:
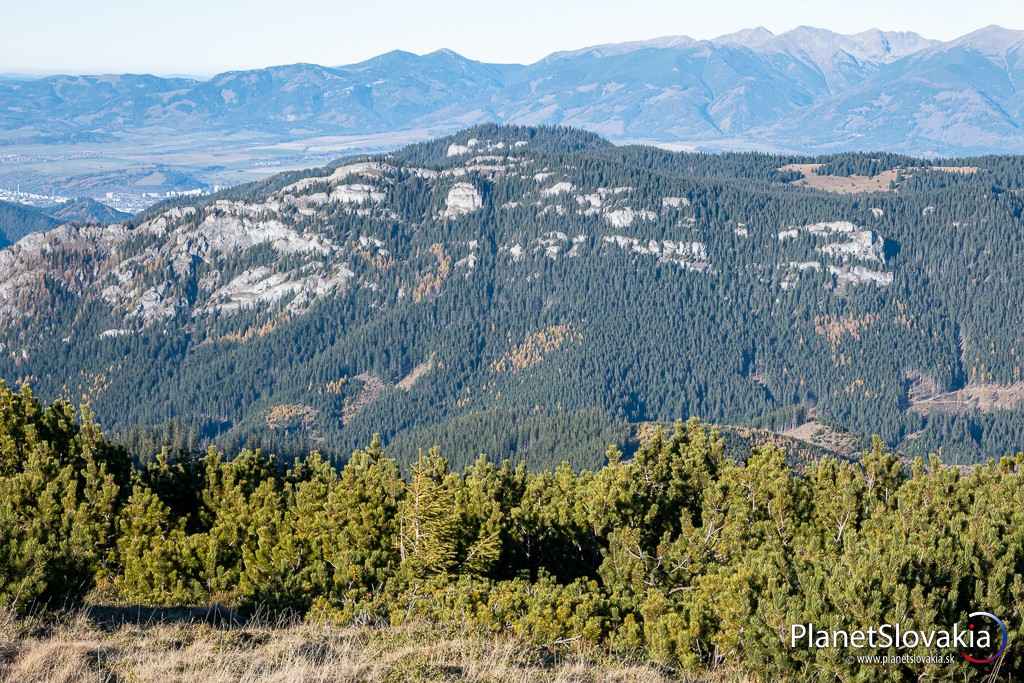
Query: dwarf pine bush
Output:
[[0, 382, 1019, 680]]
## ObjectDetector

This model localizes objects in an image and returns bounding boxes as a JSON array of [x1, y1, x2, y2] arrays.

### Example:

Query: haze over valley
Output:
[[2, 24, 1022, 213]]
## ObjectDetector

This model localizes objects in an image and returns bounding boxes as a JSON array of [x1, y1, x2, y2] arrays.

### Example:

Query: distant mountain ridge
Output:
[[44, 198, 132, 225], [0, 198, 128, 246], [1, 25, 1022, 155], [0, 202, 58, 246]]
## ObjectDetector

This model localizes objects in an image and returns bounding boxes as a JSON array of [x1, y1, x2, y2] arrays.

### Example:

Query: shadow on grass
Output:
[[83, 604, 244, 630]]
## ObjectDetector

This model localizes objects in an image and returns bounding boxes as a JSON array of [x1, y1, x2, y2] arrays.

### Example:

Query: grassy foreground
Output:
[[0, 609, 743, 683]]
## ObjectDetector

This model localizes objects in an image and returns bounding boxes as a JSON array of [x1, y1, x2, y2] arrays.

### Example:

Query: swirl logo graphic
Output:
[[961, 611, 1009, 665]]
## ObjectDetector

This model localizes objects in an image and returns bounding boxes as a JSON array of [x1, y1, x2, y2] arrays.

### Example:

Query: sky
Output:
[[3, 0, 1021, 76]]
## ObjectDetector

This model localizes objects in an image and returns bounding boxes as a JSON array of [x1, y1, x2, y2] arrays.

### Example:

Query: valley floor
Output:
[[0, 609, 743, 683]]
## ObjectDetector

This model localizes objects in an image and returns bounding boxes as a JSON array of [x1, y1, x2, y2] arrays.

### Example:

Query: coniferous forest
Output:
[[1, 383, 1019, 680], [4, 126, 1024, 469]]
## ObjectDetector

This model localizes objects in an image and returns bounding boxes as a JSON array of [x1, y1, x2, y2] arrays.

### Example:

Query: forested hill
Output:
[[1, 124, 1024, 467], [0, 197, 128, 247], [0, 200, 59, 246]]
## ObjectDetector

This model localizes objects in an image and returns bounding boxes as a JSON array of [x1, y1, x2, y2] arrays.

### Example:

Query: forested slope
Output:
[[2, 125, 1024, 465], [0, 200, 59, 246]]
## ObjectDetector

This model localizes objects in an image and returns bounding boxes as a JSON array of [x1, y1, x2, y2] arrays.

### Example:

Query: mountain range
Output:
[[2, 25, 1022, 155], [2, 124, 1024, 466]]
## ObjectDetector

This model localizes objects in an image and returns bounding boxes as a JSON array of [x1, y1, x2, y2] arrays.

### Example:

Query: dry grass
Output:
[[491, 325, 581, 374], [781, 420, 862, 456], [778, 163, 900, 194], [397, 359, 435, 391], [908, 381, 1024, 415], [412, 243, 452, 303], [266, 404, 319, 431], [813, 314, 880, 349], [341, 372, 387, 425], [0, 609, 748, 683], [779, 163, 979, 195]]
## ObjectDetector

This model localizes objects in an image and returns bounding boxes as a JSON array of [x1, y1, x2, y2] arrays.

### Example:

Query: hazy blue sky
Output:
[[3, 0, 1020, 76]]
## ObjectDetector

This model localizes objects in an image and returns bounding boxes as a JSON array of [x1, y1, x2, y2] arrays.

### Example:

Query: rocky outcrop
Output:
[[443, 183, 483, 218]]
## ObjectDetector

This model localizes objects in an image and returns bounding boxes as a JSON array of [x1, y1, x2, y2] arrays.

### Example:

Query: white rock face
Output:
[[331, 184, 385, 204], [569, 188, 631, 216], [205, 264, 355, 315], [130, 284, 179, 325], [524, 232, 588, 259], [0, 172, 384, 330], [279, 162, 390, 194], [541, 181, 575, 196], [817, 230, 885, 262], [828, 265, 893, 287], [779, 220, 885, 263], [780, 261, 823, 289], [445, 155, 517, 177], [287, 266, 356, 312], [605, 210, 634, 227], [330, 161, 391, 182], [535, 232, 568, 258], [602, 235, 709, 270], [773, 219, 892, 289], [455, 253, 478, 271], [662, 196, 691, 209], [804, 220, 860, 235], [447, 138, 518, 157], [443, 183, 483, 218], [603, 208, 656, 228], [163, 211, 335, 257], [662, 240, 708, 263], [207, 267, 295, 313]]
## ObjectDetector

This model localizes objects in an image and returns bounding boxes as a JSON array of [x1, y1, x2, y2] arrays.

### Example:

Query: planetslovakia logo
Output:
[[961, 612, 1009, 665], [790, 612, 1009, 665]]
